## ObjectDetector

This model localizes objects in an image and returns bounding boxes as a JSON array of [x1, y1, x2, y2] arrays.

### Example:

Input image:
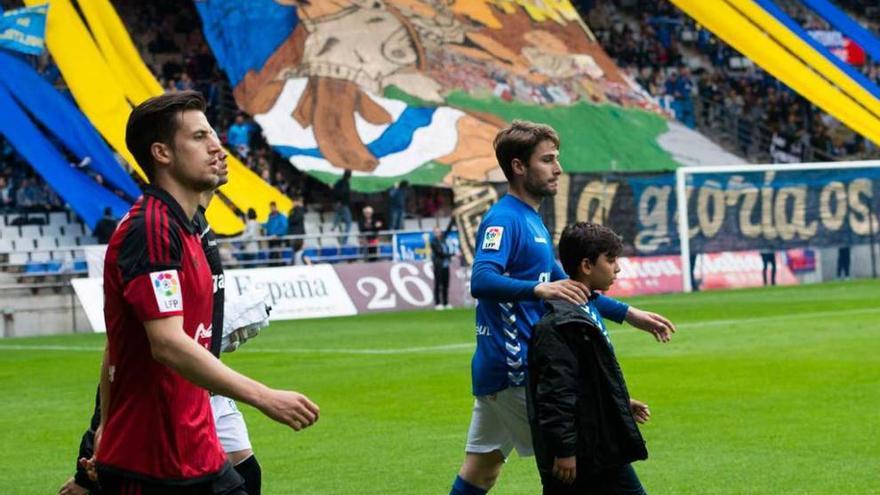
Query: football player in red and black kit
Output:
[[72, 91, 318, 495], [60, 198, 264, 495]]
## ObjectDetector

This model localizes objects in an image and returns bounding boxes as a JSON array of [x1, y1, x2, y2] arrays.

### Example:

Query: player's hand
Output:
[[58, 477, 89, 495], [77, 456, 97, 483], [625, 307, 675, 343], [630, 398, 651, 424], [552, 456, 576, 484], [258, 389, 320, 431], [76, 425, 102, 482], [534, 279, 590, 305]]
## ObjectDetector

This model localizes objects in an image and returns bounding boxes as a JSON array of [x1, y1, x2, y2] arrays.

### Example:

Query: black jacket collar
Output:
[[543, 299, 602, 330], [143, 185, 197, 235]]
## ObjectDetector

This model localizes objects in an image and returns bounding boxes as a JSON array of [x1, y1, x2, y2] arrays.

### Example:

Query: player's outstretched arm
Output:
[[624, 307, 676, 343], [145, 317, 319, 431]]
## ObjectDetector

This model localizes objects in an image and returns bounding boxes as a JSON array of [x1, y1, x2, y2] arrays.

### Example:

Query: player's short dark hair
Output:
[[559, 222, 623, 277], [125, 91, 207, 181], [493, 120, 560, 182]]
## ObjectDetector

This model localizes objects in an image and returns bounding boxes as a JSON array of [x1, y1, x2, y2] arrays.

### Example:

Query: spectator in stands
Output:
[[358, 205, 383, 261], [388, 180, 409, 231], [239, 208, 261, 266], [15, 177, 40, 211], [431, 226, 454, 310], [264, 201, 288, 266], [93, 207, 119, 244], [272, 170, 290, 195], [331, 170, 353, 245], [176, 72, 195, 92], [287, 194, 306, 255], [0, 175, 13, 211], [227, 114, 253, 158]]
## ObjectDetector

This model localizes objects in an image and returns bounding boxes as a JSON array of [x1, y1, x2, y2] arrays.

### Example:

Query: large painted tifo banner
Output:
[[453, 165, 880, 262], [195, 0, 741, 192]]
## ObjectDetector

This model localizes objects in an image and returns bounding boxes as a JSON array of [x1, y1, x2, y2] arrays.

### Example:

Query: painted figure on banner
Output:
[[201, 0, 660, 189]]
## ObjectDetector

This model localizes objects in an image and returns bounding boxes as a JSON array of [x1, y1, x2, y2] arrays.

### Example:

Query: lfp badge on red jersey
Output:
[[150, 270, 183, 313], [482, 226, 504, 251]]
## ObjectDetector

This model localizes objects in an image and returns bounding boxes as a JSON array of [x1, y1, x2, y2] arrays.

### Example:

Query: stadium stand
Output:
[[578, 0, 880, 163]]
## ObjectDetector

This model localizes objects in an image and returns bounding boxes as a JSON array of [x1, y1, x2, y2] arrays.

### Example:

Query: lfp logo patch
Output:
[[150, 270, 183, 313], [482, 226, 504, 251]]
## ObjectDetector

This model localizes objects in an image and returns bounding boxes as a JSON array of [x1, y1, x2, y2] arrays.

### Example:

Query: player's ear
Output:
[[151, 141, 173, 167], [511, 157, 527, 178]]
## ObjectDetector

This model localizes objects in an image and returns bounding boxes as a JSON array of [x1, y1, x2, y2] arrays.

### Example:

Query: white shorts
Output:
[[210, 394, 252, 454], [464, 387, 533, 458]]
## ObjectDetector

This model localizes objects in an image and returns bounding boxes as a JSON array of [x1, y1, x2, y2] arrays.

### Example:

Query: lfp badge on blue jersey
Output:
[[150, 270, 183, 313], [482, 226, 504, 251], [0, 4, 48, 56]]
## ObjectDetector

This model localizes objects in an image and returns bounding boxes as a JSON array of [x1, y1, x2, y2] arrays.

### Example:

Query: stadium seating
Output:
[[0, 212, 92, 278]]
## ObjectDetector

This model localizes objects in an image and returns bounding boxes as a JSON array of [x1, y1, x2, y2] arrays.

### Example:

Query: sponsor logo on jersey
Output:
[[150, 270, 183, 313], [534, 236, 547, 243], [194, 322, 213, 349], [482, 226, 504, 250]]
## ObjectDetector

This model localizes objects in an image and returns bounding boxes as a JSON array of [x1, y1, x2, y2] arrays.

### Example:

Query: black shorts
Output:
[[98, 462, 246, 495]]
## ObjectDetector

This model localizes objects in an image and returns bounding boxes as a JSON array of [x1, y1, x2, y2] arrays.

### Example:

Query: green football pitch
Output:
[[1, 280, 878, 494]]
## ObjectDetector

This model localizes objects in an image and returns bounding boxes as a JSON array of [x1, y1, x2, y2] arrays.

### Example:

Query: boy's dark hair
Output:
[[558, 222, 623, 277], [125, 91, 207, 181], [493, 120, 560, 182]]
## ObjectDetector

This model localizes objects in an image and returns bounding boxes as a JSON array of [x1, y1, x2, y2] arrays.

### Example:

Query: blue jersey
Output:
[[469, 195, 628, 396]]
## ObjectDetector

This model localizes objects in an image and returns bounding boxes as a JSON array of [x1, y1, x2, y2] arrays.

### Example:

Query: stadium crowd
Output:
[[580, 0, 880, 163]]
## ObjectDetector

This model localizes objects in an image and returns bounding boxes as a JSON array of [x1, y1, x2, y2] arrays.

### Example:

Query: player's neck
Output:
[[199, 190, 215, 210], [507, 185, 542, 211], [155, 176, 202, 220]]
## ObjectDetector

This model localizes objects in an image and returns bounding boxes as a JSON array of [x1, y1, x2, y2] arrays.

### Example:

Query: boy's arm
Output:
[[594, 295, 676, 342], [533, 326, 580, 459]]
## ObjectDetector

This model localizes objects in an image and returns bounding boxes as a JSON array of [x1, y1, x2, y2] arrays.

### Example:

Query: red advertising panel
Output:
[[606, 251, 799, 297]]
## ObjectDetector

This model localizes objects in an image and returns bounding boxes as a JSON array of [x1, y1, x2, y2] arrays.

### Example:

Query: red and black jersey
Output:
[[97, 186, 225, 484]]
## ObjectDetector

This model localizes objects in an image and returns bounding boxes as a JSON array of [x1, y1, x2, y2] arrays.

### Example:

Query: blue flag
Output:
[[0, 4, 47, 56]]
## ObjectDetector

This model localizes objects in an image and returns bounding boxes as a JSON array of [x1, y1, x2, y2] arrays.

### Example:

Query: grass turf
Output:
[[0, 279, 878, 493]]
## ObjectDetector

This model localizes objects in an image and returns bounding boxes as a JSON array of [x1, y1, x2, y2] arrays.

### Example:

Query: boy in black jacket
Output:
[[528, 222, 654, 495]]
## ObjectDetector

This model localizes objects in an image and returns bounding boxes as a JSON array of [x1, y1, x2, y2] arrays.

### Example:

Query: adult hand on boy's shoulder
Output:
[[630, 398, 651, 424], [625, 307, 675, 343], [534, 279, 590, 305], [553, 456, 577, 484]]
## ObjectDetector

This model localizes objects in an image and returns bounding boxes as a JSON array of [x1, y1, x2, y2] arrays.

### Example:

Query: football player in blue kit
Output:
[[449, 121, 675, 495]]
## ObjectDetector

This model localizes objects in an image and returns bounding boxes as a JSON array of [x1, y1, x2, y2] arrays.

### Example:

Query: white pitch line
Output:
[[0, 307, 878, 355], [0, 342, 474, 355]]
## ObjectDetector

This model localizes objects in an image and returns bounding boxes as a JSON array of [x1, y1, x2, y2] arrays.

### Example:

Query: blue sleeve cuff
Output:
[[595, 294, 629, 323]]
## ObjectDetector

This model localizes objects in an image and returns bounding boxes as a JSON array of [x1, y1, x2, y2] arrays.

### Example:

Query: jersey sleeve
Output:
[[471, 212, 539, 301], [594, 294, 629, 324], [550, 260, 567, 282], [118, 210, 185, 322]]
